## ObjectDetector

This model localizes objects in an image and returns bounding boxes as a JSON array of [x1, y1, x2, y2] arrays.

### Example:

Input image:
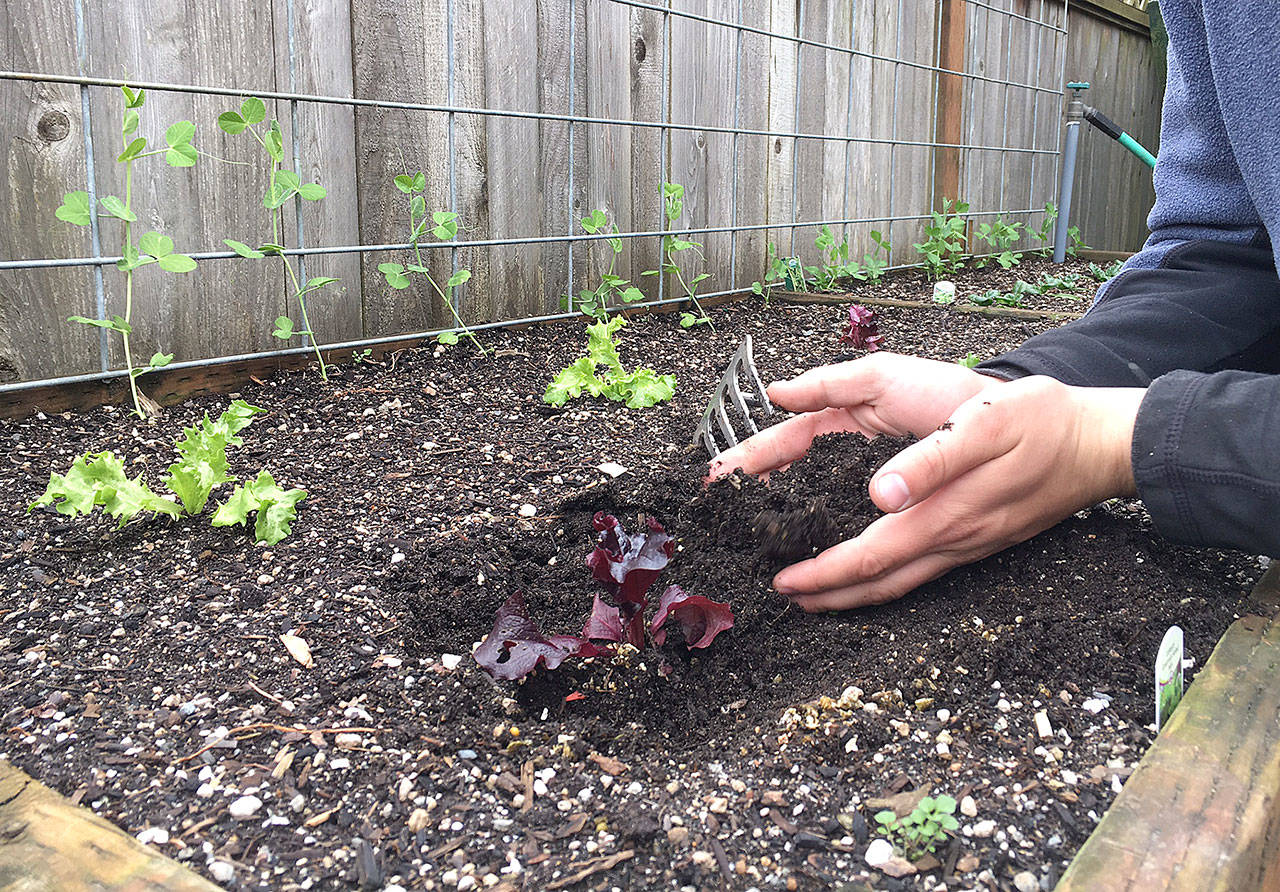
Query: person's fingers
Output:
[[707, 407, 870, 478], [786, 552, 959, 612], [766, 352, 899, 413], [868, 394, 1017, 512]]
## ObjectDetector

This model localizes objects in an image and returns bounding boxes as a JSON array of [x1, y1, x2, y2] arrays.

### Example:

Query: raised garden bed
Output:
[[1, 289, 1266, 890]]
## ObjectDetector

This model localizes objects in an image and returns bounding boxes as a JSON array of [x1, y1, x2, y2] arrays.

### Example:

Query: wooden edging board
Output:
[[1057, 563, 1280, 890], [0, 760, 220, 891], [774, 291, 1085, 323]]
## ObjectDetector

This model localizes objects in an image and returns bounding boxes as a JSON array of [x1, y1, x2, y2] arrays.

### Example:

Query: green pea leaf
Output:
[[437, 331, 459, 346], [121, 86, 146, 109], [394, 174, 416, 194], [217, 111, 247, 135], [275, 170, 301, 191], [257, 243, 285, 256], [138, 231, 174, 258], [123, 108, 140, 136], [405, 264, 430, 274], [117, 244, 146, 272], [272, 315, 295, 339], [432, 211, 459, 225], [446, 269, 471, 289], [409, 195, 426, 219], [116, 137, 147, 162], [99, 195, 136, 222], [263, 183, 293, 209], [297, 182, 326, 201], [55, 191, 92, 226], [240, 96, 266, 125], [412, 171, 426, 191], [165, 143, 198, 167], [164, 120, 195, 148], [305, 276, 339, 290], [378, 262, 410, 290], [265, 121, 284, 163], [148, 351, 174, 369], [68, 314, 130, 334], [223, 238, 265, 259], [157, 253, 197, 273]]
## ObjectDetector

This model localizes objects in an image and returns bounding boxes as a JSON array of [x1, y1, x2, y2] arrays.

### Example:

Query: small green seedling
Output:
[[750, 242, 794, 302], [913, 198, 969, 280], [544, 316, 675, 409], [219, 96, 339, 380], [560, 208, 646, 320], [1089, 259, 1124, 282], [1031, 201, 1059, 256], [971, 279, 1041, 308], [1155, 625, 1184, 730], [974, 216, 1023, 269], [643, 182, 713, 329], [29, 400, 304, 545], [874, 794, 959, 861], [958, 352, 982, 368], [56, 86, 199, 418], [352, 348, 374, 364], [378, 169, 484, 354]]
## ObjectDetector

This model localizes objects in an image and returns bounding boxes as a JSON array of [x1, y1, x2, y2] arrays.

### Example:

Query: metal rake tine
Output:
[[740, 334, 774, 417], [725, 366, 759, 437]]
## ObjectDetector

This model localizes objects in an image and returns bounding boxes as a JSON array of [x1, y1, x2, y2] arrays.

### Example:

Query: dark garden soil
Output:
[[0, 293, 1263, 892]]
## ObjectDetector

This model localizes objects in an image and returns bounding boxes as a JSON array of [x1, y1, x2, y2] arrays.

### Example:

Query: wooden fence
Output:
[[0, 0, 1163, 383]]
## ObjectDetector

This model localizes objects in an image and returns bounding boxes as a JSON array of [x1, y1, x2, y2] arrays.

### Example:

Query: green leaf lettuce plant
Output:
[[55, 86, 202, 418], [30, 400, 305, 546], [544, 316, 675, 409]]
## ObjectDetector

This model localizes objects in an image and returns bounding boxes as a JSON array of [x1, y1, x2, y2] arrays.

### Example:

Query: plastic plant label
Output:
[[932, 281, 956, 305], [1155, 625, 1184, 730], [783, 257, 805, 291]]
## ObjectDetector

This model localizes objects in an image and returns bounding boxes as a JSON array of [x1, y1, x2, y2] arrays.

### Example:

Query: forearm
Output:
[[979, 239, 1280, 386], [1133, 369, 1280, 555]]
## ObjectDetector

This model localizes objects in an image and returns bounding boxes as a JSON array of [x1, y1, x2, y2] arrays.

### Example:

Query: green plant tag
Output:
[[1155, 625, 1184, 730]]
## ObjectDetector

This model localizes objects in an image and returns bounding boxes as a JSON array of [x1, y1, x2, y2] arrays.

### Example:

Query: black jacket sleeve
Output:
[[978, 239, 1280, 386], [1133, 369, 1280, 556]]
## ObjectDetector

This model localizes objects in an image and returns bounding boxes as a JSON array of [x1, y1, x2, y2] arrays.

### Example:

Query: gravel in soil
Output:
[[0, 295, 1262, 891]]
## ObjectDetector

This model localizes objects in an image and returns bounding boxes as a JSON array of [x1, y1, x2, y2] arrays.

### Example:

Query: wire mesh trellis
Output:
[[0, 0, 1070, 391]]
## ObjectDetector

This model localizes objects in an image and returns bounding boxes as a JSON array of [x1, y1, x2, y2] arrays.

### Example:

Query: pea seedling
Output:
[[643, 182, 713, 329], [874, 794, 959, 860], [913, 198, 969, 280], [218, 96, 338, 380], [974, 216, 1023, 269], [377, 170, 484, 354], [561, 209, 645, 320], [55, 86, 200, 417]]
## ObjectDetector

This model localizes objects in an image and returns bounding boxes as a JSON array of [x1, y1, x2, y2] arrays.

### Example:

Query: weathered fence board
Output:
[[0, 0, 1165, 384]]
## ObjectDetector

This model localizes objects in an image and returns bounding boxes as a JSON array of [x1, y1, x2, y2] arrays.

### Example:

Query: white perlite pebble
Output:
[[1013, 870, 1039, 892], [229, 795, 262, 819], [209, 861, 236, 883], [972, 819, 997, 838], [136, 827, 169, 845], [960, 795, 978, 817], [518, 504, 537, 517], [335, 732, 362, 749], [1081, 698, 1109, 714], [864, 838, 895, 867], [441, 654, 463, 671], [1034, 710, 1053, 738]]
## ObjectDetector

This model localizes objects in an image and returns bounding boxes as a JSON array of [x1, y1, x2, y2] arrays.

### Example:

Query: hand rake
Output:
[[693, 335, 776, 458]]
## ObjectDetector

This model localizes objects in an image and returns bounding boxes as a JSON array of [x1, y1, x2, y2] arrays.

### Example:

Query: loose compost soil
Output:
[[0, 294, 1263, 892]]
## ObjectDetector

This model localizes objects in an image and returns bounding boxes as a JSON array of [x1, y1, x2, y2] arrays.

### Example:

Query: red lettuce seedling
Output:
[[585, 512, 673, 647], [839, 304, 885, 352], [475, 592, 604, 680], [650, 585, 735, 649]]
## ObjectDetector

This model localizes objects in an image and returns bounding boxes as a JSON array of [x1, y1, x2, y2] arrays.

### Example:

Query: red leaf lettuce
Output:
[[474, 592, 604, 680], [649, 585, 735, 649], [838, 304, 885, 352]]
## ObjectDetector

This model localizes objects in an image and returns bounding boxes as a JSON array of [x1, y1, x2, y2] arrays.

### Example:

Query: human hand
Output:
[[708, 352, 1002, 480], [772, 376, 1145, 611]]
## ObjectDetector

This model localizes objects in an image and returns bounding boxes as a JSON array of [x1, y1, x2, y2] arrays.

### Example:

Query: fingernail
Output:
[[875, 472, 910, 511]]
